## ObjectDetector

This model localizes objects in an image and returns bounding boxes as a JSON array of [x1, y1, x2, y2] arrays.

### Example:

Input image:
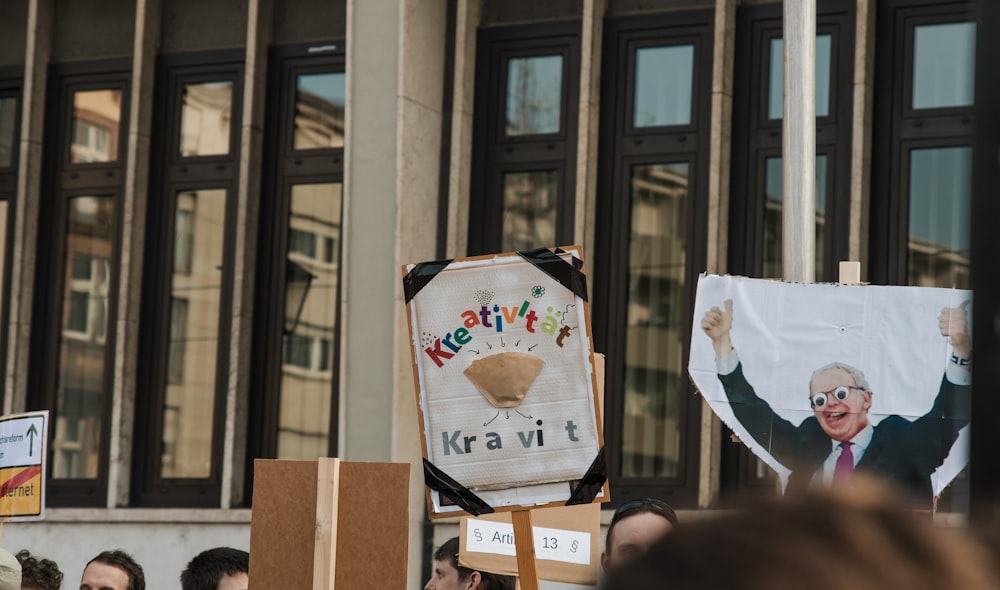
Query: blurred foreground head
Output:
[[604, 478, 1000, 590]]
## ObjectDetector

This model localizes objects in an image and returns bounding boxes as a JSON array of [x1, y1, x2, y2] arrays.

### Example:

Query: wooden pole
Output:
[[511, 509, 541, 590], [782, 0, 817, 283]]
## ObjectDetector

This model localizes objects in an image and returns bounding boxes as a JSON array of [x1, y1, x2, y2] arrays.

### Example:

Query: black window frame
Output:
[[246, 42, 345, 505], [870, 0, 977, 286], [132, 50, 244, 508], [593, 9, 714, 509], [722, 0, 856, 503], [29, 60, 131, 507], [467, 20, 580, 255]]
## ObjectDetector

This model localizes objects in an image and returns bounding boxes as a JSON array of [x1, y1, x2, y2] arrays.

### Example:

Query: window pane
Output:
[[0, 97, 16, 168], [71, 90, 121, 163], [505, 55, 563, 136], [912, 22, 976, 110], [621, 162, 688, 478], [294, 72, 345, 149], [180, 82, 232, 157], [768, 34, 832, 120], [278, 182, 342, 460], [908, 146, 971, 288], [160, 189, 226, 478], [762, 155, 827, 280], [633, 45, 694, 127], [53, 196, 115, 479], [501, 170, 557, 251]]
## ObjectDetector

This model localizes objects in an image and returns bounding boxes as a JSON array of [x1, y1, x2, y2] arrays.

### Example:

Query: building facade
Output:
[[0, 0, 980, 588]]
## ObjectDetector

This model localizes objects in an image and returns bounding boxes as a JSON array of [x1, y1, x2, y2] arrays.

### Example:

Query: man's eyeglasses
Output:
[[610, 498, 678, 528], [810, 385, 867, 408]]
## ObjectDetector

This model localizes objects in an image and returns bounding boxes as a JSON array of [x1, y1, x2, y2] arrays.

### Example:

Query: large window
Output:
[[871, 0, 976, 512], [29, 63, 129, 506], [871, 0, 975, 290], [594, 11, 713, 507], [723, 1, 856, 501], [133, 52, 243, 507], [468, 21, 580, 255], [729, 0, 854, 283], [247, 44, 344, 492]]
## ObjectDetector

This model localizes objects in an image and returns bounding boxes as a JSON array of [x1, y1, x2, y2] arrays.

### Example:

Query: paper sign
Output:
[[465, 519, 591, 566], [458, 503, 601, 585], [403, 247, 606, 516], [689, 274, 971, 504], [0, 411, 47, 520]]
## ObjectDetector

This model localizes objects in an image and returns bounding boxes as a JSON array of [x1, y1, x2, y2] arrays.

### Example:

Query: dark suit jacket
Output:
[[718, 363, 971, 505]]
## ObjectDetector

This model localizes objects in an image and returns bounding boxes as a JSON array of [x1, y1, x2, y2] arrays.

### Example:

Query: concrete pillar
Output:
[[224, 0, 273, 509], [344, 0, 445, 586], [107, 0, 161, 508], [5, 0, 53, 414]]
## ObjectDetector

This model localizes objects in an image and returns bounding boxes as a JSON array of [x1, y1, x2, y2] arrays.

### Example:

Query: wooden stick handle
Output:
[[511, 510, 540, 590]]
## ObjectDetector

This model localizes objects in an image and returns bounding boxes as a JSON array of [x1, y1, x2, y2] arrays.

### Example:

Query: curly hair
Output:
[[16, 550, 63, 590]]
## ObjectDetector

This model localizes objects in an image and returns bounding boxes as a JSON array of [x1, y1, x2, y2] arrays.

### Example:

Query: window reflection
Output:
[[278, 183, 342, 460], [71, 90, 121, 163], [633, 45, 694, 127], [160, 189, 226, 478], [912, 22, 976, 110], [180, 82, 232, 157], [762, 155, 828, 280], [294, 73, 345, 149], [501, 170, 557, 251], [908, 147, 970, 288], [53, 196, 115, 479], [0, 97, 16, 168], [621, 162, 688, 478], [768, 34, 832, 119], [505, 55, 563, 136]]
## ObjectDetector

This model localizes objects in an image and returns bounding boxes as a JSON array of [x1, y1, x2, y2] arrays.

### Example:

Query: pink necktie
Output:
[[833, 442, 854, 487]]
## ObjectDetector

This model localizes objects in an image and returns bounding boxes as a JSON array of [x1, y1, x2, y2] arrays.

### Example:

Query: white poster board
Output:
[[403, 247, 605, 517], [689, 275, 970, 502]]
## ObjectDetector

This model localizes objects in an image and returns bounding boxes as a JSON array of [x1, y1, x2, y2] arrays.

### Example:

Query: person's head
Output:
[[424, 537, 516, 590], [180, 547, 249, 590], [603, 478, 1000, 590], [0, 549, 20, 590], [808, 362, 873, 442], [15, 550, 60, 590], [601, 498, 677, 573], [81, 550, 144, 590]]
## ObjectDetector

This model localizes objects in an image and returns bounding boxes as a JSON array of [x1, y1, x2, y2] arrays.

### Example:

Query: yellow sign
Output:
[[0, 412, 47, 520]]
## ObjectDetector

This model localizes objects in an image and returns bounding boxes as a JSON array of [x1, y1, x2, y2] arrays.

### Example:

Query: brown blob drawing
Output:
[[464, 352, 545, 408]]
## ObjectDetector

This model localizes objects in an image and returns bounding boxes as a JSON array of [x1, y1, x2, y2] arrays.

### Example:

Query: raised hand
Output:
[[702, 299, 734, 356], [939, 300, 971, 360]]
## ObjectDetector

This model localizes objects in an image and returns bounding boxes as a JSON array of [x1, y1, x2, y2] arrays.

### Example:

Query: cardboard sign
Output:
[[0, 411, 47, 520], [403, 247, 606, 517], [248, 459, 410, 590], [458, 503, 601, 585], [689, 275, 971, 502]]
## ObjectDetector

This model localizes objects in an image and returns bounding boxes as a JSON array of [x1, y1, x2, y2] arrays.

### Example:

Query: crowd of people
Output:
[[428, 478, 1000, 590], [0, 545, 248, 590]]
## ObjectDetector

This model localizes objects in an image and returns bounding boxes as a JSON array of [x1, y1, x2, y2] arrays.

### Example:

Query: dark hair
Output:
[[605, 480, 1000, 590], [180, 547, 249, 590], [87, 550, 145, 590], [605, 498, 678, 553], [435, 537, 516, 590], [16, 550, 63, 590]]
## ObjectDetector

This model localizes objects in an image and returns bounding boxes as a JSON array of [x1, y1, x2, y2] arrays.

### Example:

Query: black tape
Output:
[[403, 259, 453, 303], [566, 447, 607, 505], [423, 459, 495, 516], [517, 247, 588, 301]]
